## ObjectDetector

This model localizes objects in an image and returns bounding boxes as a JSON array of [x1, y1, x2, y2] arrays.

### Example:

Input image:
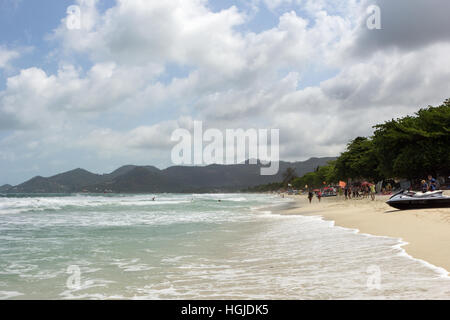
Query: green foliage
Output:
[[245, 182, 283, 192], [372, 99, 450, 179], [291, 164, 337, 189], [334, 137, 380, 181], [333, 99, 449, 182]]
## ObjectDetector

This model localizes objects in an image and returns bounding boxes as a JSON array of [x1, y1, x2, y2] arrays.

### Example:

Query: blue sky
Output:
[[0, 0, 113, 84], [1, 0, 449, 185]]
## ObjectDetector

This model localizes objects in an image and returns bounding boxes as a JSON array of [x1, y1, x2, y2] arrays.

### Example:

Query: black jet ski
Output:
[[386, 189, 450, 210]]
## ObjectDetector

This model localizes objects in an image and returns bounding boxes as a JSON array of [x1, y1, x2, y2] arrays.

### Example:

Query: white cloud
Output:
[[79, 119, 190, 155], [53, 0, 247, 72], [0, 60, 166, 130], [0, 46, 20, 69], [0, 0, 351, 129]]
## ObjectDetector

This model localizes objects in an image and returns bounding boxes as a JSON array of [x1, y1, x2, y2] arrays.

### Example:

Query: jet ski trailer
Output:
[[386, 190, 450, 210]]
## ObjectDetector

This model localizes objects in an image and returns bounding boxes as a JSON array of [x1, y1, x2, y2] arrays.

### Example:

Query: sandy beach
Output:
[[280, 192, 450, 273]]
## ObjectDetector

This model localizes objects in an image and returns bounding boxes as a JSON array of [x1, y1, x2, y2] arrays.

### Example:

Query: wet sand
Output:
[[279, 192, 450, 273]]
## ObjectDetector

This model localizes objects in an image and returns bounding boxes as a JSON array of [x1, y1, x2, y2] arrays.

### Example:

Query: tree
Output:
[[291, 163, 337, 189], [334, 137, 380, 181], [372, 99, 450, 179]]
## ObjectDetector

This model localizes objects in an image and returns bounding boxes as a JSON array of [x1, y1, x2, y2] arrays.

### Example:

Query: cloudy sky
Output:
[[0, 0, 449, 185]]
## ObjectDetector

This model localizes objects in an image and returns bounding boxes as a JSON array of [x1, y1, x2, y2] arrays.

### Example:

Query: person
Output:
[[420, 180, 428, 193], [370, 184, 376, 201], [308, 191, 313, 203], [386, 183, 392, 192], [317, 191, 322, 202], [427, 175, 437, 191]]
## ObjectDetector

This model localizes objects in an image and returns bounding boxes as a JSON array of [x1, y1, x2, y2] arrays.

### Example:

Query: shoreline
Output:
[[277, 193, 450, 274]]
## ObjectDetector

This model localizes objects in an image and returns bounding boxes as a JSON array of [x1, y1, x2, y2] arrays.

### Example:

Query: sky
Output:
[[0, 0, 449, 185]]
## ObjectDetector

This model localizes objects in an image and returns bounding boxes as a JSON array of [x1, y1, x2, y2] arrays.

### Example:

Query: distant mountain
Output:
[[10, 168, 106, 193], [10, 176, 71, 193], [48, 168, 107, 191], [6, 157, 336, 193], [86, 167, 177, 193], [108, 165, 160, 179], [0, 184, 12, 192]]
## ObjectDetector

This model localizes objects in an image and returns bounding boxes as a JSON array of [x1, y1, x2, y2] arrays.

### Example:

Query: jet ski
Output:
[[386, 189, 450, 210]]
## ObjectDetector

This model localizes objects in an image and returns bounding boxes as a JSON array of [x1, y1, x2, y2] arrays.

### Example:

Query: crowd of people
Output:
[[304, 174, 442, 204], [304, 183, 377, 204], [342, 184, 376, 201]]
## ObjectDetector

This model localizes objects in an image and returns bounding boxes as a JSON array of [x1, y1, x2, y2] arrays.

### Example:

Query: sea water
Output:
[[0, 193, 449, 299]]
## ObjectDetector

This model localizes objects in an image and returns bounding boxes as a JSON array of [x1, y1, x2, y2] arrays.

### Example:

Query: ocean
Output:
[[0, 193, 449, 299]]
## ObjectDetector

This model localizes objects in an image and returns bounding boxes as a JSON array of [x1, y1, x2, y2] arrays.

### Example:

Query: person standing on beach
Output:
[[370, 184, 376, 201], [308, 191, 313, 203], [317, 191, 322, 202]]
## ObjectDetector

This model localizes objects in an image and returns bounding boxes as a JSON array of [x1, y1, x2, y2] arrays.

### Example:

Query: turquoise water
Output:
[[0, 193, 449, 299]]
